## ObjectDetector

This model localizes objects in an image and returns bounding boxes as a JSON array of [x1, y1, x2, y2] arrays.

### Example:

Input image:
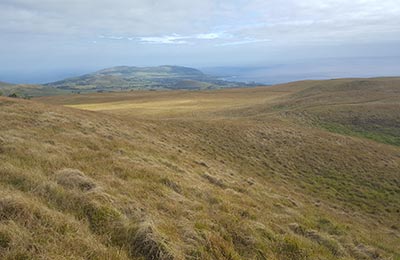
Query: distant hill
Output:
[[0, 81, 66, 97], [45, 65, 249, 92]]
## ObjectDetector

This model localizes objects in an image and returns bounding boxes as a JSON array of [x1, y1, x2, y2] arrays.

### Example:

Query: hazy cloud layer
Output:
[[1, 0, 400, 82], [2, 0, 399, 43]]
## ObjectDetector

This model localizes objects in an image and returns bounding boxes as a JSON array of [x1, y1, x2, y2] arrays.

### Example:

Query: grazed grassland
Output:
[[1, 78, 399, 259]]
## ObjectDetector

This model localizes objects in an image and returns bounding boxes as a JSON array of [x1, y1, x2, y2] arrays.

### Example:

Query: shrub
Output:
[[8, 93, 18, 98]]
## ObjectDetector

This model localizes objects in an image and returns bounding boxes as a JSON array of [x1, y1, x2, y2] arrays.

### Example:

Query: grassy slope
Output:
[[269, 78, 400, 146], [0, 82, 67, 97], [1, 79, 399, 259]]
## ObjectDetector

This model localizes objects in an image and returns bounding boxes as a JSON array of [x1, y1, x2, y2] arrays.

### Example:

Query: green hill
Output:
[[45, 65, 246, 92]]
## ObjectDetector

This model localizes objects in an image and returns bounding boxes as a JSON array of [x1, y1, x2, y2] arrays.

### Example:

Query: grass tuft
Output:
[[55, 168, 97, 192]]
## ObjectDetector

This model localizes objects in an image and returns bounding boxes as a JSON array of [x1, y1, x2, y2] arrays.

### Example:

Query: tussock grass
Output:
[[55, 168, 97, 191], [1, 78, 399, 259], [128, 221, 174, 260]]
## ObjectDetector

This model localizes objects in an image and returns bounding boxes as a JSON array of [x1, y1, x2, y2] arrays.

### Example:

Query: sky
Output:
[[1, 0, 400, 83]]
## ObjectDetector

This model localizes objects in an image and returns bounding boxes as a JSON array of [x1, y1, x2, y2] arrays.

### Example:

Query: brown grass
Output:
[[0, 78, 399, 259]]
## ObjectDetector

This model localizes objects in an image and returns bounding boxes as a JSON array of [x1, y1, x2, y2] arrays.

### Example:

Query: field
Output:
[[0, 78, 399, 259]]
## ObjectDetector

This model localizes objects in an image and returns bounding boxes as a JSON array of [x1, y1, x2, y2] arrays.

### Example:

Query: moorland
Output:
[[0, 77, 399, 259]]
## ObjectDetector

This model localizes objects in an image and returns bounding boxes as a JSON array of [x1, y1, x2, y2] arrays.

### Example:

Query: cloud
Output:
[[195, 33, 225, 40], [102, 36, 124, 40], [1, 0, 400, 80], [98, 34, 191, 44], [138, 35, 188, 45], [97, 32, 232, 45], [2, 0, 399, 44], [216, 38, 271, 46]]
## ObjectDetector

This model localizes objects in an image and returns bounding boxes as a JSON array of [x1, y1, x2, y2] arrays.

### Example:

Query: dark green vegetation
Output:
[[0, 77, 399, 259], [45, 65, 250, 92]]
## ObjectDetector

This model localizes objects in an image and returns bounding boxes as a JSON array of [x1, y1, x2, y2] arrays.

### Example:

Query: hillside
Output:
[[267, 78, 400, 146], [44, 65, 247, 92], [0, 81, 66, 98], [1, 78, 399, 259]]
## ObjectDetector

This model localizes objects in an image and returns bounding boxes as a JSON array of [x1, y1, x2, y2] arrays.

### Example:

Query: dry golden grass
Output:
[[1, 78, 399, 259], [38, 87, 289, 119]]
